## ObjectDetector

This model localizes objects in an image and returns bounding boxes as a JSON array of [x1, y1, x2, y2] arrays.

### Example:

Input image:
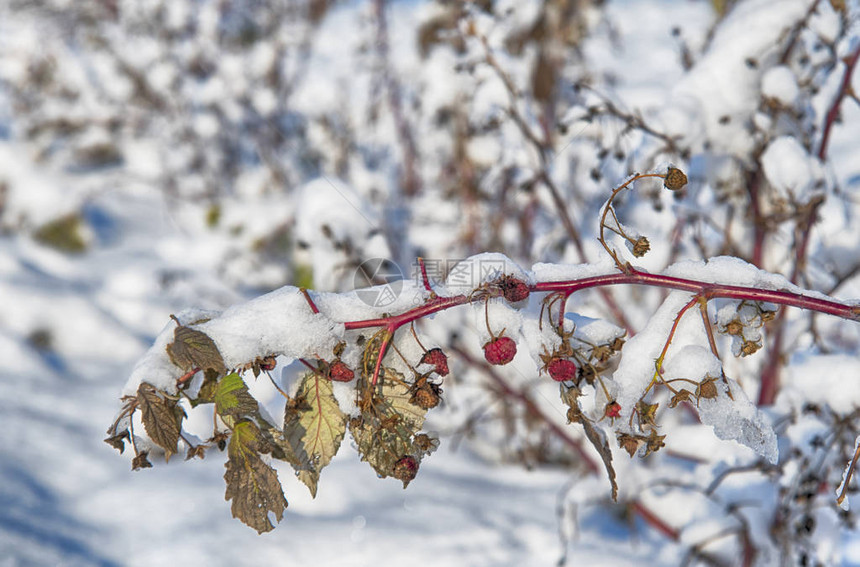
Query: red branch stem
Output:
[[343, 268, 859, 335]]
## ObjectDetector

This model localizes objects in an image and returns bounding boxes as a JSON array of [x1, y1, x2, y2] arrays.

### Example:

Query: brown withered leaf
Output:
[[186, 445, 207, 460], [104, 430, 129, 454], [136, 383, 182, 461], [281, 372, 347, 497], [132, 451, 153, 470], [166, 321, 226, 375], [350, 371, 429, 487], [580, 417, 618, 501], [668, 389, 693, 408], [224, 421, 288, 534]]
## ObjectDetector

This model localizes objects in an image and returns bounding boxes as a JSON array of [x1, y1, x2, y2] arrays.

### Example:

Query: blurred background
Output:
[[2, 0, 860, 565]]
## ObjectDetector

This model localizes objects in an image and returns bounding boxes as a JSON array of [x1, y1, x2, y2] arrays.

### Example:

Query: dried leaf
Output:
[[224, 421, 288, 534], [350, 371, 429, 487], [166, 322, 226, 375], [136, 383, 182, 461], [580, 417, 618, 501], [186, 445, 207, 460], [104, 430, 129, 454], [132, 451, 153, 470], [281, 372, 347, 497]]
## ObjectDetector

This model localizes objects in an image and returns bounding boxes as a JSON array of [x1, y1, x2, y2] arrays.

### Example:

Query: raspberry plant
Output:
[[106, 167, 860, 537]]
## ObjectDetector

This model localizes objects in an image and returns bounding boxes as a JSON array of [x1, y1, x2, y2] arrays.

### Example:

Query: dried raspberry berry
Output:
[[603, 400, 621, 419], [392, 455, 419, 485], [663, 167, 688, 191], [410, 379, 442, 409], [483, 336, 517, 365], [498, 276, 530, 303], [259, 356, 277, 372], [329, 360, 355, 382], [420, 347, 449, 376], [547, 358, 578, 382]]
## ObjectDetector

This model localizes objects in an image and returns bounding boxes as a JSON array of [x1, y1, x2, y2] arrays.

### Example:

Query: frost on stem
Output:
[[106, 167, 860, 531]]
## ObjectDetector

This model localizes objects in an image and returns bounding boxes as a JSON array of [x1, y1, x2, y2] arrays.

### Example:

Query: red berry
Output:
[[499, 276, 530, 303], [603, 401, 621, 419], [547, 358, 578, 382], [392, 455, 419, 485], [420, 348, 449, 376], [483, 336, 517, 365], [259, 356, 277, 372], [329, 361, 355, 382]]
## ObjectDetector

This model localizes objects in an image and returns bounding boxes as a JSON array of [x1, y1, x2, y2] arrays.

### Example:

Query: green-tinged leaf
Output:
[[281, 372, 347, 497], [136, 383, 182, 461], [350, 370, 430, 487], [166, 322, 226, 375], [214, 373, 259, 427], [224, 421, 288, 534], [190, 369, 221, 407]]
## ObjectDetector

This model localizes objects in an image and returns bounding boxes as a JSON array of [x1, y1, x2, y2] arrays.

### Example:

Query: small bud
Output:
[[663, 167, 688, 191], [632, 236, 650, 258]]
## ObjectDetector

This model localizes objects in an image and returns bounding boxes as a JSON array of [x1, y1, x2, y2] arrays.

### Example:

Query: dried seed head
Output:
[[698, 378, 718, 399], [566, 406, 582, 423], [592, 344, 613, 363], [483, 336, 517, 365], [610, 337, 625, 352], [724, 319, 744, 336], [413, 434, 439, 454], [410, 381, 442, 409], [618, 433, 643, 458], [547, 358, 578, 382], [664, 167, 688, 191], [740, 340, 761, 357], [632, 236, 650, 258]]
